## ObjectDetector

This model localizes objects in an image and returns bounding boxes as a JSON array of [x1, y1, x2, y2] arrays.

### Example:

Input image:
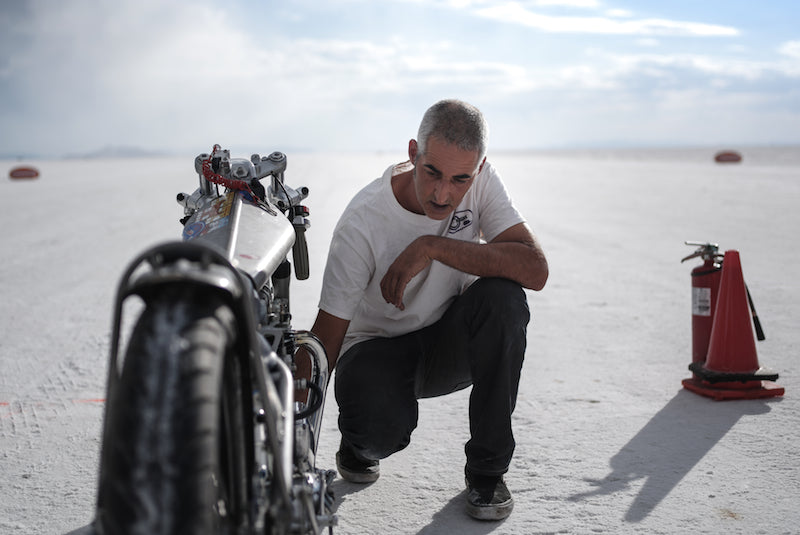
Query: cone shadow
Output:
[[568, 389, 775, 523]]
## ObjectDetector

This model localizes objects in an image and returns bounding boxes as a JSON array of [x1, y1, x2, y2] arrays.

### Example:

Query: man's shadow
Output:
[[568, 388, 777, 522], [330, 481, 501, 535], [416, 491, 506, 535]]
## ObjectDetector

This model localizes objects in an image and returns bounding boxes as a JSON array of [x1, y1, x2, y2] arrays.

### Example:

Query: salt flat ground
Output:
[[1, 147, 798, 534]]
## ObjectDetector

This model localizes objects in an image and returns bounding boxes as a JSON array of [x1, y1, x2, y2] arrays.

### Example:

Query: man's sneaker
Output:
[[336, 441, 380, 483], [465, 472, 514, 520]]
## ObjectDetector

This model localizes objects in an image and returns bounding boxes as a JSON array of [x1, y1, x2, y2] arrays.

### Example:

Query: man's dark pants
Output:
[[334, 277, 529, 477]]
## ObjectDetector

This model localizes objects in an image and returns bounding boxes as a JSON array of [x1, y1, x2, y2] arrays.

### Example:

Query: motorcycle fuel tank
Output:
[[182, 190, 295, 289]]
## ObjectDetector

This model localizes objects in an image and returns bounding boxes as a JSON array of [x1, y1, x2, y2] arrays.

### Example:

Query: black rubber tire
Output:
[[96, 287, 251, 534]]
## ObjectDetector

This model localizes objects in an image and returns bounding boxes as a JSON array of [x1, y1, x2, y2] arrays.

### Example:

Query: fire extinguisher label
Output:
[[692, 287, 712, 316]]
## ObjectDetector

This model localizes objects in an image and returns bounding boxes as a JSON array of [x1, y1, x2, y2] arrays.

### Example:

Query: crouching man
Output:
[[310, 99, 548, 520]]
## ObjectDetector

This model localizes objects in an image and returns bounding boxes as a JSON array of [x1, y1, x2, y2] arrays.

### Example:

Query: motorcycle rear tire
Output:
[[96, 288, 251, 534]]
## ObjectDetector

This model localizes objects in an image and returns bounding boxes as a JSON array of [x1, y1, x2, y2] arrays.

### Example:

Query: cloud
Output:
[[443, 0, 601, 7], [605, 9, 634, 18], [0, 0, 539, 153], [2, 2, 436, 152], [531, 0, 600, 7], [779, 40, 800, 59], [1, 2, 260, 150], [1, 0, 797, 154], [472, 2, 739, 36], [636, 38, 661, 48]]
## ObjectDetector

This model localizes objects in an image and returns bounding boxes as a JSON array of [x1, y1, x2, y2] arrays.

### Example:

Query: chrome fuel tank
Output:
[[182, 191, 295, 289]]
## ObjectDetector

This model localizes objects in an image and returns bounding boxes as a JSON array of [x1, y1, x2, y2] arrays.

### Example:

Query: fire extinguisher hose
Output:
[[745, 285, 766, 341]]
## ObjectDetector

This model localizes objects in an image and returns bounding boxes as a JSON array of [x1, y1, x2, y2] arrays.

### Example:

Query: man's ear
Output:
[[478, 156, 486, 174], [408, 139, 419, 163]]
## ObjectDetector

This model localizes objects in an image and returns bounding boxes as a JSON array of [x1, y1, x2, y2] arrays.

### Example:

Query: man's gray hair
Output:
[[417, 99, 488, 162]]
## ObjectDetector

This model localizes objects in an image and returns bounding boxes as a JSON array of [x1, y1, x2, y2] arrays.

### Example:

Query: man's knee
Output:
[[341, 418, 415, 460], [336, 389, 417, 459], [334, 341, 419, 460], [460, 278, 529, 377], [468, 278, 530, 327]]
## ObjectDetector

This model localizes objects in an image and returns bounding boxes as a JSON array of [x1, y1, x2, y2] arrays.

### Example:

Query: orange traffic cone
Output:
[[682, 250, 784, 400]]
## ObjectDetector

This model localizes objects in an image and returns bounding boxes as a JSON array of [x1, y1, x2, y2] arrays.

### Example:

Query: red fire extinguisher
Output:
[[681, 241, 765, 373], [681, 242, 723, 370]]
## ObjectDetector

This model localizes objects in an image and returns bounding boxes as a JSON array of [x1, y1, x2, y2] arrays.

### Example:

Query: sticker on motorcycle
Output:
[[183, 193, 234, 240]]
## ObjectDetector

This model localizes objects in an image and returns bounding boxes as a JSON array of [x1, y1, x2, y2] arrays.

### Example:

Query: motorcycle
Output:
[[92, 145, 336, 534]]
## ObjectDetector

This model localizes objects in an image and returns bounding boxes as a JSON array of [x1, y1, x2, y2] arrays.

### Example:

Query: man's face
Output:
[[409, 136, 485, 221]]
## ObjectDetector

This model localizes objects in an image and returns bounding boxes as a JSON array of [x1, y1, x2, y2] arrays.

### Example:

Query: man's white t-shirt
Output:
[[319, 159, 525, 356]]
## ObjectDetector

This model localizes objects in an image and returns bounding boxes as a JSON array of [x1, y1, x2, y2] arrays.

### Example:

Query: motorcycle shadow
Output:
[[329, 477, 377, 510]]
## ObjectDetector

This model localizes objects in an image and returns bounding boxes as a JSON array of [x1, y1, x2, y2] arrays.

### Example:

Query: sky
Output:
[[1, 0, 799, 157]]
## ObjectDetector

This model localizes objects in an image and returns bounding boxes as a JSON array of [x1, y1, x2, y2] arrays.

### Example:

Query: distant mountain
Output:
[[0, 152, 41, 161], [64, 145, 167, 159]]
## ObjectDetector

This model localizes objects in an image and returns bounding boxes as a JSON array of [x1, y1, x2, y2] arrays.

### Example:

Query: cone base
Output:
[[688, 361, 780, 383], [682, 378, 785, 401]]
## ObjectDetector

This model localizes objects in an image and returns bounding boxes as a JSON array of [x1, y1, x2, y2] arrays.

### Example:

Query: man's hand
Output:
[[296, 310, 350, 402], [380, 237, 432, 310]]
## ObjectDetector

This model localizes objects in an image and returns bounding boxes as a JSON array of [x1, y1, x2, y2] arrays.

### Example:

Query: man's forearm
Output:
[[417, 235, 548, 291], [380, 223, 548, 309]]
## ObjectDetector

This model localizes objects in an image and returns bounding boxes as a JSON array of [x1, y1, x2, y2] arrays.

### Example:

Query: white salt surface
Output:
[[1, 147, 799, 534]]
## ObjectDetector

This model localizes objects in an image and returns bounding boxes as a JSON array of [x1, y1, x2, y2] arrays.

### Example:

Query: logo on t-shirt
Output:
[[448, 210, 473, 234]]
